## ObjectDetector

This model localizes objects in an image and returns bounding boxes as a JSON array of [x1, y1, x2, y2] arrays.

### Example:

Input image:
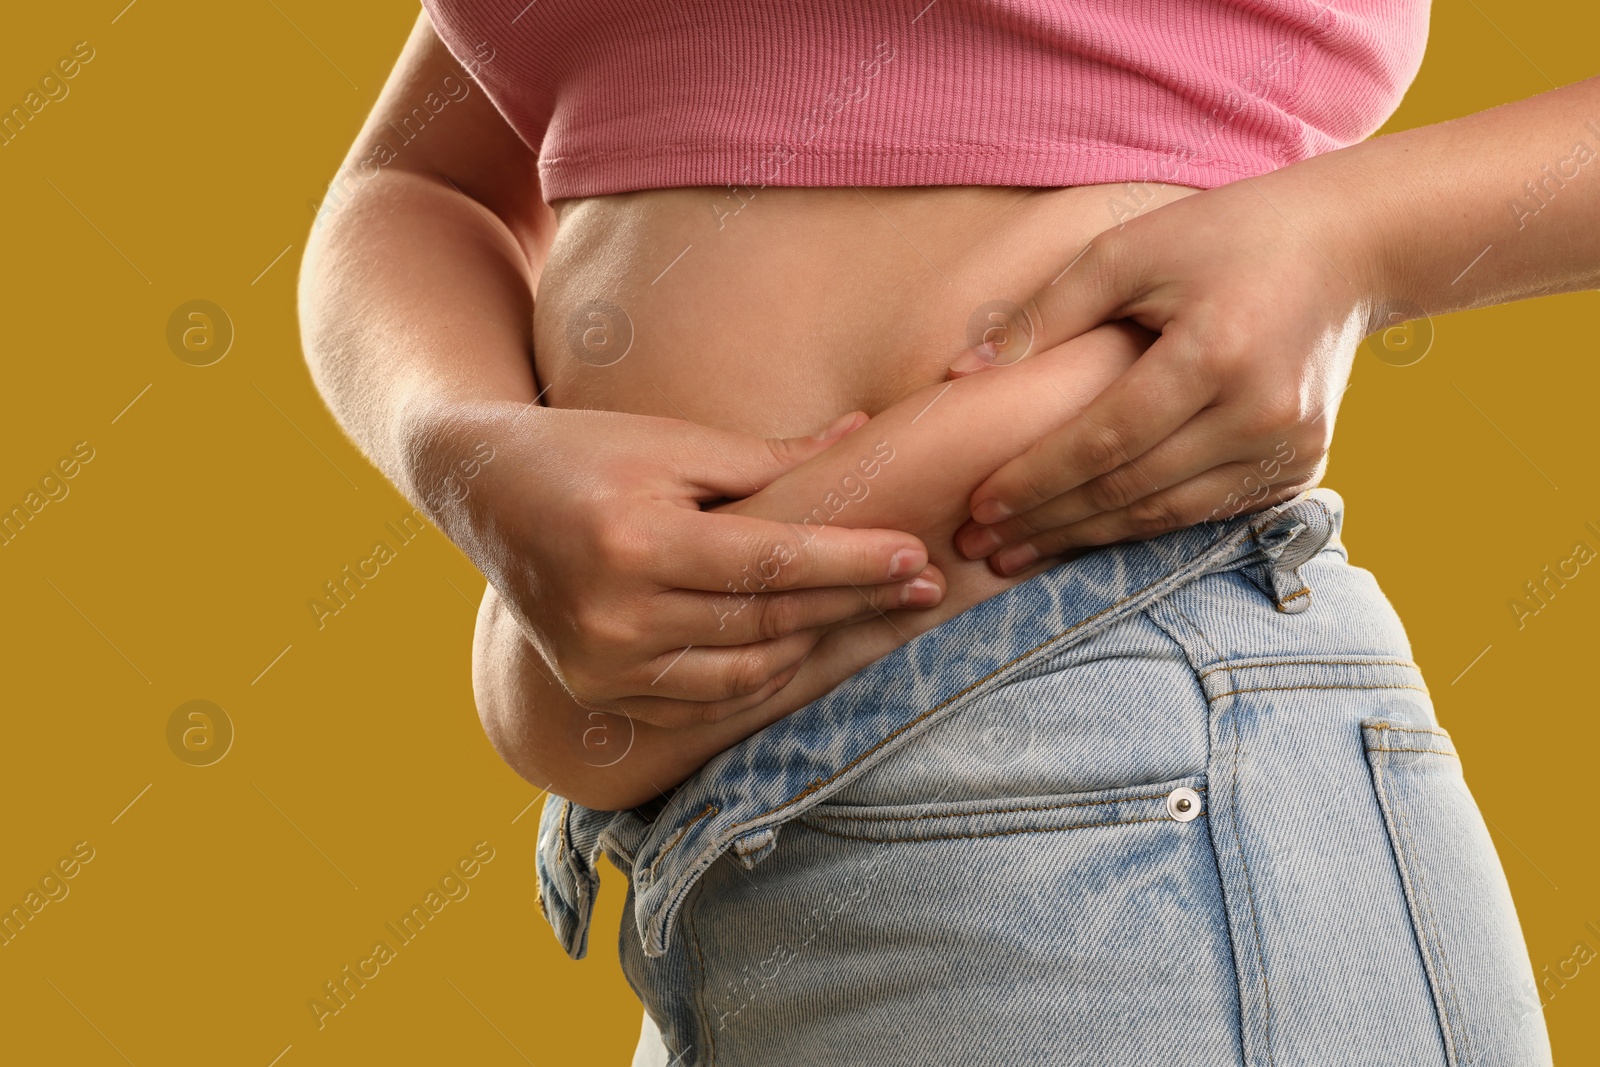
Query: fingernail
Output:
[[812, 411, 864, 440], [888, 548, 922, 579], [959, 526, 1004, 559], [900, 577, 941, 606], [948, 343, 995, 378], [972, 499, 1013, 525], [993, 543, 1038, 575]]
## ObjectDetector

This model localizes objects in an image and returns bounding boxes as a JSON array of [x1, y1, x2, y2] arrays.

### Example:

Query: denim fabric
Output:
[[535, 489, 1552, 1066]]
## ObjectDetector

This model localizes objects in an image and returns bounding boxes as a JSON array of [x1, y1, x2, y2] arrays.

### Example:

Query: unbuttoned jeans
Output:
[[537, 488, 1552, 1066]]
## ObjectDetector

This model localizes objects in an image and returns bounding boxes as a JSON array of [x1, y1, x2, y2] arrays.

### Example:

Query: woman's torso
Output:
[[532, 182, 1192, 431], [530, 182, 1196, 716]]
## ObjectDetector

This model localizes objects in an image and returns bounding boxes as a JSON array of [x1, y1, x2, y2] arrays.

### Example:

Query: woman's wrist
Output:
[[1240, 142, 1405, 337]]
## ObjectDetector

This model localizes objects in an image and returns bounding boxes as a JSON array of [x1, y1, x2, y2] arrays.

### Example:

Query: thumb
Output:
[[948, 232, 1137, 377], [680, 410, 868, 499]]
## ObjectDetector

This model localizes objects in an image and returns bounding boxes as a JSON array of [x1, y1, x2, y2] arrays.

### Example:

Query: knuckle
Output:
[[1083, 467, 1142, 513], [1007, 459, 1058, 511], [1126, 495, 1184, 536], [1196, 303, 1255, 361], [754, 594, 803, 641], [724, 648, 773, 699], [592, 521, 651, 574], [571, 602, 637, 656], [744, 530, 803, 590], [1006, 509, 1047, 538], [562, 663, 612, 707], [1077, 424, 1127, 475]]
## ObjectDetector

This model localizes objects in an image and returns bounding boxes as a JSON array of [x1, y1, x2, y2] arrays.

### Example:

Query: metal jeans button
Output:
[[1167, 787, 1202, 822]]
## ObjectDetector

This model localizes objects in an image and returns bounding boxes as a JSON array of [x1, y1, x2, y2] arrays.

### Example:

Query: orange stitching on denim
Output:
[[1210, 683, 1429, 700], [724, 561, 1210, 836], [800, 813, 1187, 844], [1367, 746, 1457, 758], [1364, 723, 1452, 740], [556, 799, 571, 869], [1378, 753, 1471, 1064], [809, 786, 1206, 824], [650, 803, 719, 879], [1196, 658, 1417, 681], [1274, 587, 1311, 607]]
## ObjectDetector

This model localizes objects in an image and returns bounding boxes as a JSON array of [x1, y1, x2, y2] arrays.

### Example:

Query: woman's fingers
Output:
[[979, 462, 1320, 575], [581, 653, 811, 733], [656, 506, 934, 595], [950, 230, 1142, 377], [966, 329, 1216, 524], [677, 410, 868, 500], [570, 630, 820, 718], [956, 407, 1274, 558], [664, 566, 946, 649]]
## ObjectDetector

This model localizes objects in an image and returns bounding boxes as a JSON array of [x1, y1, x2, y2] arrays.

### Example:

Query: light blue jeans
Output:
[[537, 489, 1552, 1065]]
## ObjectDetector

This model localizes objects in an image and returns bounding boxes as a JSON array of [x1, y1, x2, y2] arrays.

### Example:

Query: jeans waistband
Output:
[[537, 488, 1346, 959]]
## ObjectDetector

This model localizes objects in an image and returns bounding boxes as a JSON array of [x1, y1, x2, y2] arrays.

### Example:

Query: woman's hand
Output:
[[424, 399, 945, 728], [951, 71, 1600, 576], [946, 176, 1376, 574], [472, 323, 1148, 810]]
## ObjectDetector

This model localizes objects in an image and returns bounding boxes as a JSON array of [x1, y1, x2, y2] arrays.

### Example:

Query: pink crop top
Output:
[[420, 0, 1431, 203]]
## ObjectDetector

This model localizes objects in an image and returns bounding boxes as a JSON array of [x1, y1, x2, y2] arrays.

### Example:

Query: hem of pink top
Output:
[[537, 142, 1272, 202]]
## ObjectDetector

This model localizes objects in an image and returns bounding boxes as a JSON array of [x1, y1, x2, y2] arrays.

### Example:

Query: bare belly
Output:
[[529, 182, 1199, 747], [532, 182, 1196, 430]]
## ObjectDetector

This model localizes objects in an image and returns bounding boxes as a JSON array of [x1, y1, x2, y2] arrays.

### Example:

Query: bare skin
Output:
[[476, 323, 1153, 810]]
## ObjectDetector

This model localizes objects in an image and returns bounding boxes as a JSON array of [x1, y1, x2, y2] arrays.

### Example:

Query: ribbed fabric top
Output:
[[421, 0, 1431, 203]]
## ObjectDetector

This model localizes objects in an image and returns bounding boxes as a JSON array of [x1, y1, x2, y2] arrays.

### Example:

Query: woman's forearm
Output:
[[1265, 74, 1600, 325]]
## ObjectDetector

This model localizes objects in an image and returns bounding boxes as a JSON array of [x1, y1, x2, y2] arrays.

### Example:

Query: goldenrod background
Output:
[[1, 2, 1595, 1063]]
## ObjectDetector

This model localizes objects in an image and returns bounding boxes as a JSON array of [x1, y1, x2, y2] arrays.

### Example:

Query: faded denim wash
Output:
[[536, 488, 1552, 1066]]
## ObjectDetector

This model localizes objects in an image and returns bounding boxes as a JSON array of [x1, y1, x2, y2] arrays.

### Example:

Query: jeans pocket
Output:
[[800, 775, 1206, 843], [1360, 720, 1552, 1066], [698, 774, 1246, 1064]]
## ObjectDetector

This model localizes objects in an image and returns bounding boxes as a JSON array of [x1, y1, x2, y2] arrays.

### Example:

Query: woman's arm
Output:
[[299, 13, 944, 728], [476, 322, 1152, 810], [949, 74, 1600, 570]]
